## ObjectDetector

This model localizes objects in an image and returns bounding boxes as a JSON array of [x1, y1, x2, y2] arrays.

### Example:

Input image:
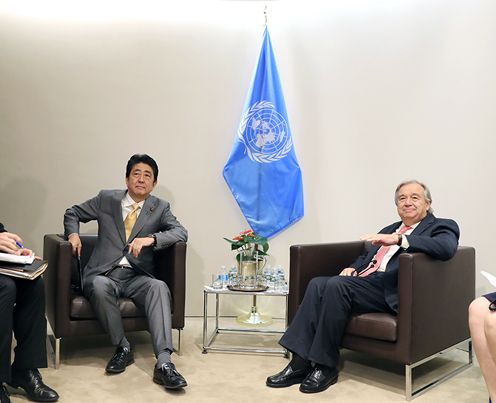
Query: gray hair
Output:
[[394, 180, 433, 213]]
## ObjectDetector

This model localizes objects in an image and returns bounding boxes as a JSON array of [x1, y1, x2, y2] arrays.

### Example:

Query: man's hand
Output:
[[339, 267, 357, 276], [360, 233, 399, 247], [68, 233, 82, 257], [0, 232, 37, 257], [0, 231, 24, 254], [127, 237, 154, 258]]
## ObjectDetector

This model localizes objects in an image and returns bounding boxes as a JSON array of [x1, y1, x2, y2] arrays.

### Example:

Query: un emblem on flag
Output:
[[238, 101, 293, 163]]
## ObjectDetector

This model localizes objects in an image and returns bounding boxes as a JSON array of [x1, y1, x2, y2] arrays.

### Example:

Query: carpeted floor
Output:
[[7, 317, 487, 403]]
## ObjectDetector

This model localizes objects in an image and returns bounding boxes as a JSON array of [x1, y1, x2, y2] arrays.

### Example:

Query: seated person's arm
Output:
[[64, 192, 103, 257], [403, 220, 460, 260]]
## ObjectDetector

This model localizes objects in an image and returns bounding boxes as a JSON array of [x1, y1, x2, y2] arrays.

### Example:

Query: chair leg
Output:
[[173, 329, 182, 356], [405, 364, 413, 401], [46, 334, 61, 369], [404, 339, 472, 400]]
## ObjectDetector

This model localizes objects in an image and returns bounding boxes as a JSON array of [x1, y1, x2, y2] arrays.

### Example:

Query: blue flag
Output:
[[223, 27, 304, 239]]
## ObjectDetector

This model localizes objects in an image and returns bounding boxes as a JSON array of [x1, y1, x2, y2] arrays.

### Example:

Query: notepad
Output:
[[0, 252, 35, 265], [481, 271, 496, 288]]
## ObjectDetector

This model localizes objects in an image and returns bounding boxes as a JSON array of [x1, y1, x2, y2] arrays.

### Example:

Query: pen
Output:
[[16, 241, 24, 249]]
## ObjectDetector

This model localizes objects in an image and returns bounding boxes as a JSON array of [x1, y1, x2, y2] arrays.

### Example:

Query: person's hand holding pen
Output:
[[0, 231, 35, 256]]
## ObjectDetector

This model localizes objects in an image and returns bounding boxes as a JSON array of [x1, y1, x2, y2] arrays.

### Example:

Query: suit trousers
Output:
[[0, 275, 48, 382], [87, 267, 173, 356], [279, 273, 394, 369]]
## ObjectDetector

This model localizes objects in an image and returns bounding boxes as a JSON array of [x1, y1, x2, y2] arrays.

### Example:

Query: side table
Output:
[[202, 286, 289, 356]]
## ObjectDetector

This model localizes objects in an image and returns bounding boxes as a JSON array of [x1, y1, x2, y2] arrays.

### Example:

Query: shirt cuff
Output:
[[401, 234, 410, 249]]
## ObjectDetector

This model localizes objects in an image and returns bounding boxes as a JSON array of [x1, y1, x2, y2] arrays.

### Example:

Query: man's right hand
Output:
[[339, 267, 357, 276], [68, 233, 82, 257]]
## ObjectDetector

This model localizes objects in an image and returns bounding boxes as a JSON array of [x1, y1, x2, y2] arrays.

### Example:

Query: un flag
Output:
[[223, 27, 304, 238]]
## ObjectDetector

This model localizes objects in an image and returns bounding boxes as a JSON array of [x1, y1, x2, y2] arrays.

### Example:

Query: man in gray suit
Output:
[[64, 154, 188, 390]]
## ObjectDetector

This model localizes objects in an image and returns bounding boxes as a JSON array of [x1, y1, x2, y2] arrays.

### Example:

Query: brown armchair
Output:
[[288, 241, 475, 400], [43, 234, 186, 368]]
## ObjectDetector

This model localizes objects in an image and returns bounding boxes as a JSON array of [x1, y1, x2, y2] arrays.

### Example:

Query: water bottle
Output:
[[219, 265, 228, 288], [262, 264, 272, 288], [211, 273, 222, 289], [275, 265, 286, 291], [264, 265, 275, 290], [228, 265, 237, 287]]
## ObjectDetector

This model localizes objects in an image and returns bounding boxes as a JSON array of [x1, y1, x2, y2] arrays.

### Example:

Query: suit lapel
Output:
[[128, 195, 157, 241], [113, 190, 127, 244], [410, 213, 435, 235]]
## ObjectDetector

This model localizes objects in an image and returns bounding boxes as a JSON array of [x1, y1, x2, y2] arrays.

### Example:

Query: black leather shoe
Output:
[[8, 369, 59, 402], [299, 365, 338, 393], [0, 384, 10, 403], [105, 346, 134, 374], [266, 362, 312, 388], [153, 363, 187, 390]]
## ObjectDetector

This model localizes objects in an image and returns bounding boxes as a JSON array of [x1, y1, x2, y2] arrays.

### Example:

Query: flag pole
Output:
[[238, 8, 272, 326]]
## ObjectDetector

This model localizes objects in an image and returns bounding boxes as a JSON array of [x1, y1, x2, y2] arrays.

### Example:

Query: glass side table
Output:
[[202, 285, 289, 356]]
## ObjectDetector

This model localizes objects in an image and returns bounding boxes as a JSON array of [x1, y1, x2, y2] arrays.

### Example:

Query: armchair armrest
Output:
[[288, 241, 366, 323], [155, 241, 186, 329], [43, 234, 74, 336], [397, 246, 475, 362]]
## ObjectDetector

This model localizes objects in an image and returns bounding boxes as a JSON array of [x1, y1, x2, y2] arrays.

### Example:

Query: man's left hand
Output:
[[127, 237, 155, 257], [361, 233, 399, 246]]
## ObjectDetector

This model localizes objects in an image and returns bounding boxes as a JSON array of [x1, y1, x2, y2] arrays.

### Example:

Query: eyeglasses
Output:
[[489, 301, 496, 312]]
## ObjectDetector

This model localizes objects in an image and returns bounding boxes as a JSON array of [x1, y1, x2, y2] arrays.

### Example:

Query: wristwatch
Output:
[[150, 234, 157, 247], [397, 233, 403, 246]]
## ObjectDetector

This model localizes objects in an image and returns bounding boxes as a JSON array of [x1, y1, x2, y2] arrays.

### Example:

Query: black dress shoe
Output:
[[299, 365, 338, 393], [0, 384, 10, 403], [8, 369, 59, 402], [105, 346, 134, 374], [266, 362, 312, 388], [153, 363, 187, 390]]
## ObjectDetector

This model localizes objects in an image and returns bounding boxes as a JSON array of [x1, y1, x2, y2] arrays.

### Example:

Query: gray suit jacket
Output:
[[64, 189, 187, 288]]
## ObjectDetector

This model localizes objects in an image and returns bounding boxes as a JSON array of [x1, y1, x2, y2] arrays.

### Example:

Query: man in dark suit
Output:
[[64, 154, 188, 390], [0, 223, 59, 403], [266, 180, 460, 394]]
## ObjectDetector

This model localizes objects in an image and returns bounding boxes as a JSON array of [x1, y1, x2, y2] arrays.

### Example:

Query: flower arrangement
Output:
[[224, 229, 269, 262]]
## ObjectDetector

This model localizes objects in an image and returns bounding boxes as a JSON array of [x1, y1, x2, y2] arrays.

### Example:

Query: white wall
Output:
[[0, 0, 495, 317]]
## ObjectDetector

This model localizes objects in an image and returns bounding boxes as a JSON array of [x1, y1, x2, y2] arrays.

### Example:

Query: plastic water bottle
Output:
[[275, 265, 286, 291], [264, 265, 275, 290], [219, 265, 228, 288], [228, 265, 237, 287]]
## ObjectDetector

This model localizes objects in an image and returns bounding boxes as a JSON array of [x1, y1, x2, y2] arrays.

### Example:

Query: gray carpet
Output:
[[7, 317, 487, 403]]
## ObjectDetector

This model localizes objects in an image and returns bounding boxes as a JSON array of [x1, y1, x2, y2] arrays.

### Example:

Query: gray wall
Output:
[[0, 1, 494, 316]]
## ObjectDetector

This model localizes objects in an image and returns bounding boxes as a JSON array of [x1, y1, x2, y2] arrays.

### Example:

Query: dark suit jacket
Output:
[[63, 189, 187, 289], [350, 213, 460, 312]]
